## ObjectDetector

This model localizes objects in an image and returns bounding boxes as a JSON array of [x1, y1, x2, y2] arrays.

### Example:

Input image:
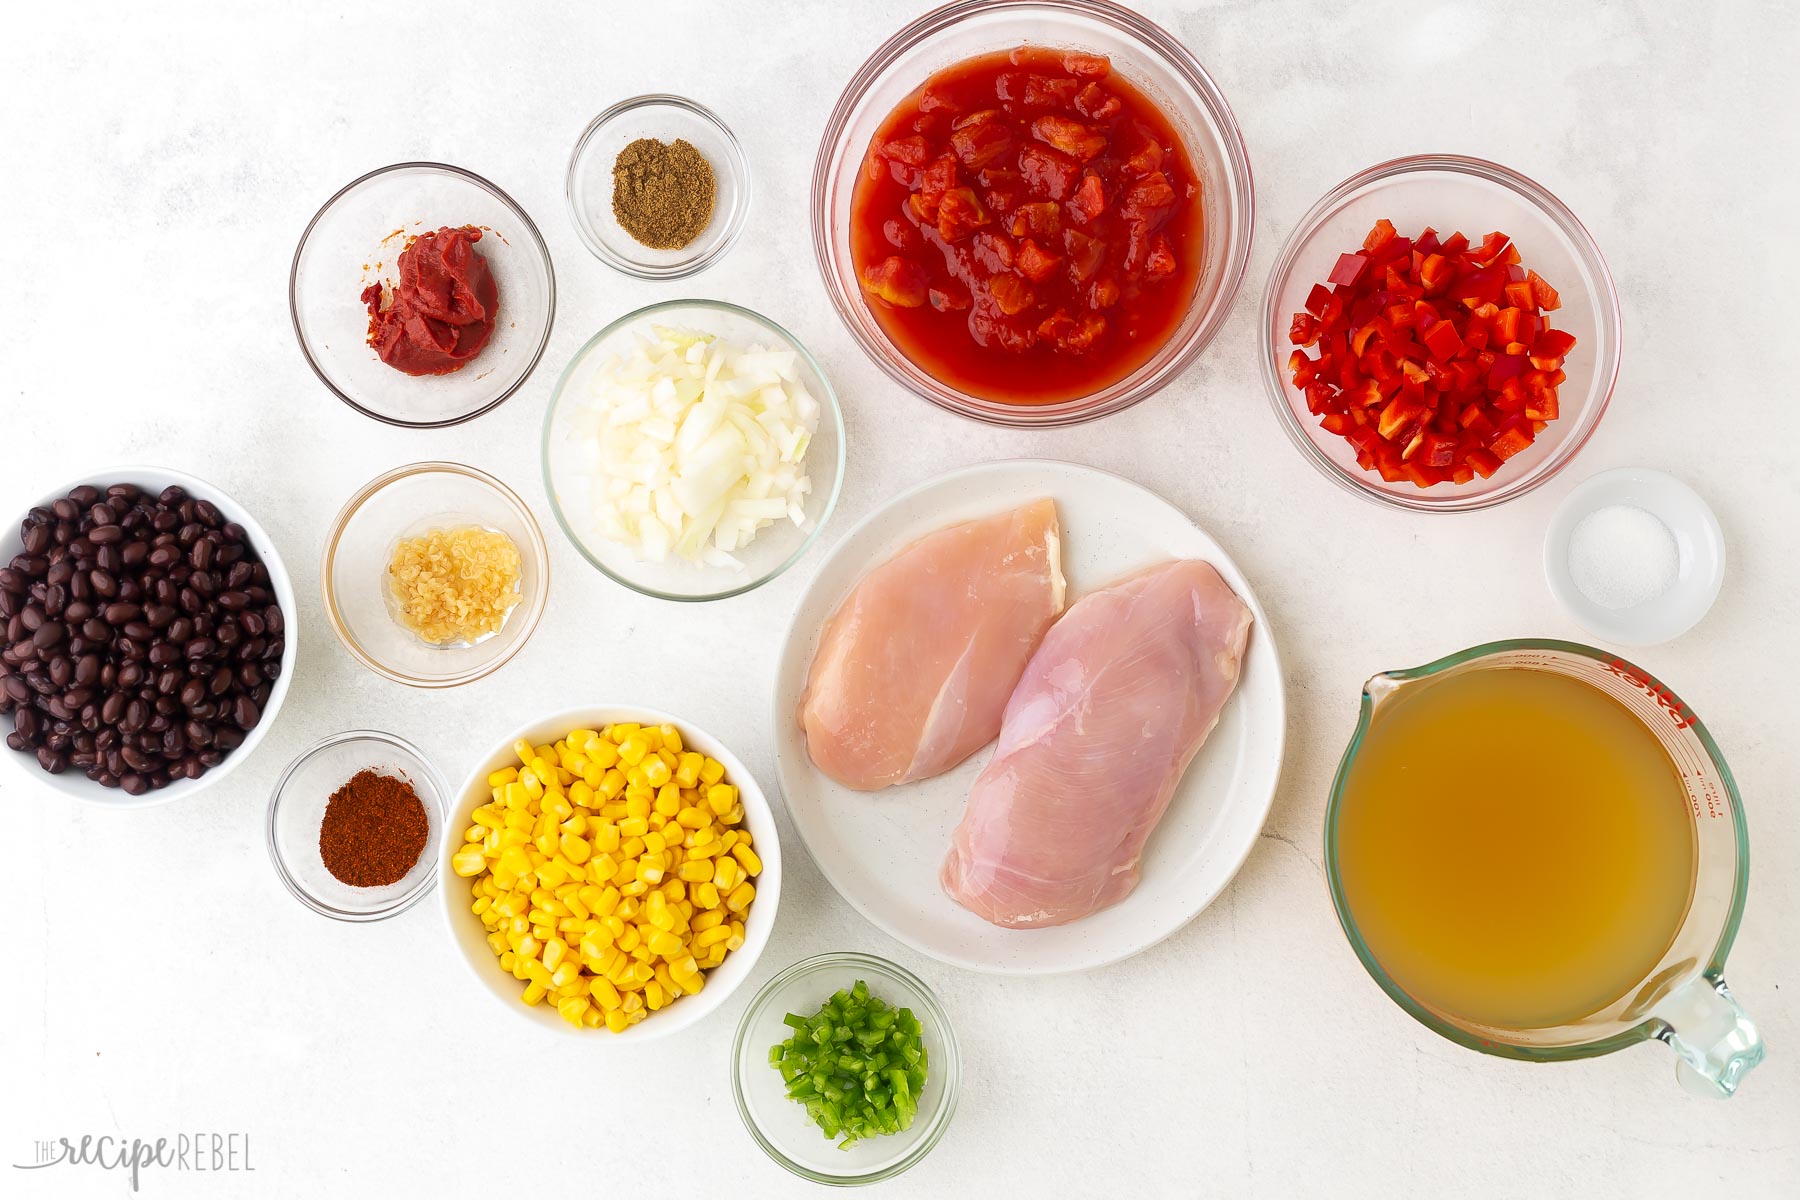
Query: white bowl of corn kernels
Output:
[[439, 705, 781, 1041]]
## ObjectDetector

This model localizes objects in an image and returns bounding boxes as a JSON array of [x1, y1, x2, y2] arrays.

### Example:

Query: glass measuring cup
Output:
[[1324, 638, 1763, 1097]]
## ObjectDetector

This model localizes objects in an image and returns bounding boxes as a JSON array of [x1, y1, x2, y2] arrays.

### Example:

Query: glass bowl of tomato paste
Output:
[[813, 0, 1254, 427], [1261, 155, 1622, 513]]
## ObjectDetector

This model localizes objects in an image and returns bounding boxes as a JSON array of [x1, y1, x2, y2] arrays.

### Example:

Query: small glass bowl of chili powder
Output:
[[267, 730, 448, 921]]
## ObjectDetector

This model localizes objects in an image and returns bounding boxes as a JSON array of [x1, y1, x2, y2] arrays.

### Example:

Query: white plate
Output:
[[771, 460, 1285, 974]]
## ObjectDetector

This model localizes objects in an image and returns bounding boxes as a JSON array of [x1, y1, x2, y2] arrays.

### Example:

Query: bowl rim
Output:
[[0, 463, 298, 809], [809, 0, 1256, 428], [540, 298, 847, 602], [288, 160, 559, 429], [564, 94, 753, 280], [730, 950, 962, 1186], [1257, 152, 1623, 514], [265, 728, 448, 922], [437, 704, 783, 1043], [319, 460, 550, 688]]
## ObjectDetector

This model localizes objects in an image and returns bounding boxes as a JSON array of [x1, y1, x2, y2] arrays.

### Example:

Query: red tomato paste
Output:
[[361, 225, 499, 376], [851, 48, 1204, 406]]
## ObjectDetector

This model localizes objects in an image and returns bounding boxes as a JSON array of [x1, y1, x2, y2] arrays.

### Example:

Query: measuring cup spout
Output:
[[1657, 974, 1764, 1098]]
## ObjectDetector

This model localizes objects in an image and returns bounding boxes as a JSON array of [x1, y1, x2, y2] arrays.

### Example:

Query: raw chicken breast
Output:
[[799, 499, 1065, 791], [942, 559, 1252, 928]]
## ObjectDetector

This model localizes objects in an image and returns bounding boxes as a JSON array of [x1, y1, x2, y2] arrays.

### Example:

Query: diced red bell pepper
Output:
[[1418, 253, 1454, 294], [1527, 269, 1561, 311], [1488, 420, 1535, 462], [1289, 313, 1319, 346], [1504, 280, 1536, 311], [1304, 283, 1332, 316], [1421, 319, 1464, 363], [1469, 232, 1512, 267], [1363, 219, 1398, 255], [1328, 253, 1369, 286]]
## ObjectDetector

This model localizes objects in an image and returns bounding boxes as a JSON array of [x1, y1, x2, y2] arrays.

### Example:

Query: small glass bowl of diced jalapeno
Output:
[[732, 951, 960, 1185]]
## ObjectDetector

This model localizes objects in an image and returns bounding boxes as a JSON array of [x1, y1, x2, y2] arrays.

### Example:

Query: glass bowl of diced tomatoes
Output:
[[1261, 155, 1621, 512], [813, 0, 1255, 428]]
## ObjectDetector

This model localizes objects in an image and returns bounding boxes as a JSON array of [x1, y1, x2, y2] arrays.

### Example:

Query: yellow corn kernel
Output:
[[599, 769, 627, 800], [639, 755, 672, 788], [619, 816, 650, 839], [552, 961, 582, 989], [695, 881, 721, 910], [557, 995, 590, 1026], [678, 860, 713, 884], [686, 824, 718, 850], [705, 783, 737, 816], [674, 969, 705, 996], [714, 857, 740, 890], [452, 847, 487, 877], [616, 925, 640, 953], [522, 981, 548, 1006], [591, 823, 622, 853], [644, 981, 666, 1011], [587, 738, 620, 770], [604, 1008, 630, 1033], [624, 790, 651, 820], [559, 832, 591, 864], [648, 930, 684, 959], [699, 757, 726, 786], [695, 925, 732, 949], [731, 846, 762, 878], [727, 882, 755, 913], [726, 921, 745, 951], [673, 753, 701, 787], [643, 830, 668, 856], [489, 766, 520, 789], [692, 908, 725, 932], [617, 736, 649, 767], [589, 976, 623, 1010], [542, 936, 567, 971]]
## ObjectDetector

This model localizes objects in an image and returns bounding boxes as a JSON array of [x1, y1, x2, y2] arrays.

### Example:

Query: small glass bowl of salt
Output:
[[1543, 467, 1725, 645]]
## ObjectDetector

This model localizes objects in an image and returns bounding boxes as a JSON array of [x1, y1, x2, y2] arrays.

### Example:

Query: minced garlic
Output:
[[387, 525, 522, 645]]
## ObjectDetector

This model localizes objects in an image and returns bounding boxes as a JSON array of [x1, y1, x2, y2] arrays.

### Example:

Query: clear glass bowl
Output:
[[290, 162, 557, 428], [733, 952, 960, 1185], [266, 729, 447, 922], [321, 462, 549, 687], [1260, 154, 1622, 513], [812, 0, 1254, 427], [566, 95, 752, 279], [542, 300, 845, 602]]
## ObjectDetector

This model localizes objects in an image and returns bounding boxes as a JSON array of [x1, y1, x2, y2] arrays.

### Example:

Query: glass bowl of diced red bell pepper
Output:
[[1260, 155, 1621, 512], [813, 0, 1255, 427]]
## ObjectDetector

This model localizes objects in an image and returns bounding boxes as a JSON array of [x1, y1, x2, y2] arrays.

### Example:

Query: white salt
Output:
[[1568, 504, 1679, 610]]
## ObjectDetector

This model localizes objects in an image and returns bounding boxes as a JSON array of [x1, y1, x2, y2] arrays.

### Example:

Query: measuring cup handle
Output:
[[1657, 974, 1764, 1098]]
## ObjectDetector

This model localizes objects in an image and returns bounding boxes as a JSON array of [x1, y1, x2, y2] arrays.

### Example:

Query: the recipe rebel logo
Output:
[[12, 1131, 255, 1192]]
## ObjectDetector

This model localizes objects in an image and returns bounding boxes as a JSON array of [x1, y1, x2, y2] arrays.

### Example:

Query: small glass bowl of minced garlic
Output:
[[322, 462, 550, 687], [565, 94, 751, 279]]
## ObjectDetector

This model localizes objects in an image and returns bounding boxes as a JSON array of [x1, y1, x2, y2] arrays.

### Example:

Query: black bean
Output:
[[32, 622, 66, 651], [87, 524, 123, 546], [23, 525, 50, 555]]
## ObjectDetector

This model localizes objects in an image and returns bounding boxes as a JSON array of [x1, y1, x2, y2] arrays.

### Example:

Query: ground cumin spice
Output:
[[319, 769, 429, 887], [611, 137, 716, 250]]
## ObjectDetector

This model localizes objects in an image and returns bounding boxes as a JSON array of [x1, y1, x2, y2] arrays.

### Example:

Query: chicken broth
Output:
[[1333, 667, 1695, 1030]]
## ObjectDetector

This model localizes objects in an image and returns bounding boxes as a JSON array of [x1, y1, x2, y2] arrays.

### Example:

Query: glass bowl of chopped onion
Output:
[[542, 300, 846, 601], [321, 462, 550, 687]]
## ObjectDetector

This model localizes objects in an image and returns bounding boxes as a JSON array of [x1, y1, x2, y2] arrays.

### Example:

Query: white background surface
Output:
[[2, 1, 1794, 1196]]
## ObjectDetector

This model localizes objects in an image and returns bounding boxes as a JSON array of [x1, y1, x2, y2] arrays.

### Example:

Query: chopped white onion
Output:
[[567, 326, 819, 566]]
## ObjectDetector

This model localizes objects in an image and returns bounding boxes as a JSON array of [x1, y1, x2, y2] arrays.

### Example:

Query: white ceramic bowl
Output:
[[439, 705, 782, 1041], [0, 465, 298, 808], [1543, 467, 1726, 646]]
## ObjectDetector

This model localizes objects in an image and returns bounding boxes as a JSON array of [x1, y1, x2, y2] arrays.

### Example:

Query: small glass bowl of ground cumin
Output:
[[267, 730, 447, 921], [566, 94, 751, 279]]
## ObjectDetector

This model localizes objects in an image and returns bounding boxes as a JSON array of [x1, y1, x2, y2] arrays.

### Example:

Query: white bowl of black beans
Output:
[[0, 466, 296, 807]]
